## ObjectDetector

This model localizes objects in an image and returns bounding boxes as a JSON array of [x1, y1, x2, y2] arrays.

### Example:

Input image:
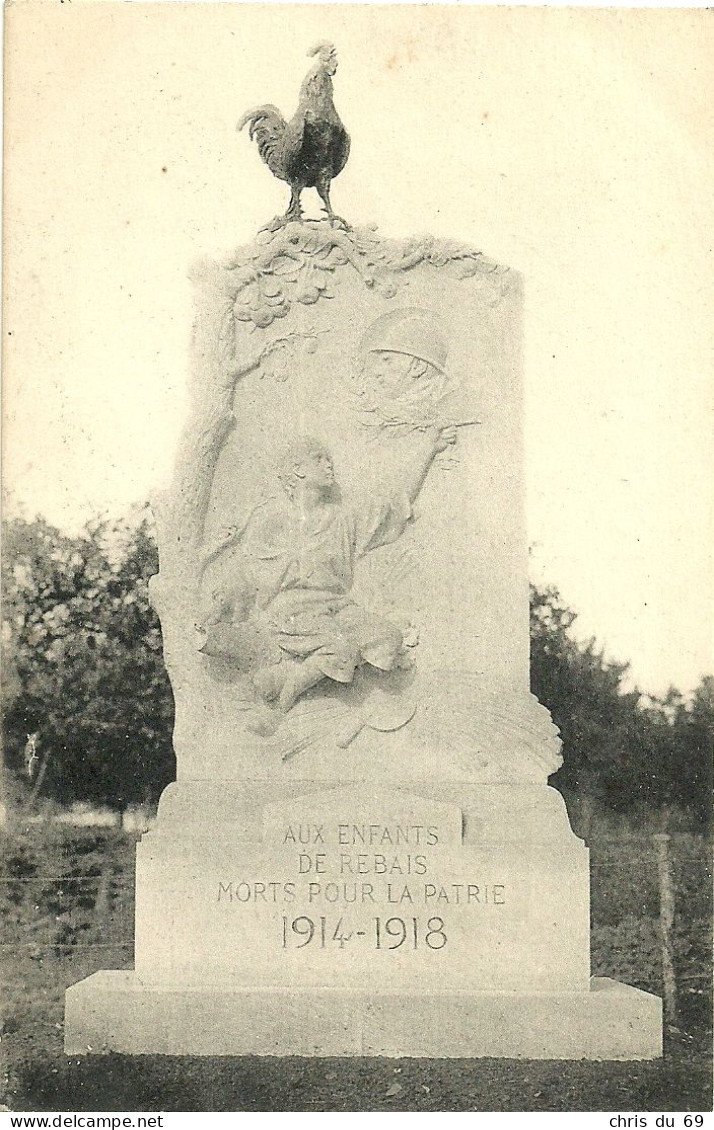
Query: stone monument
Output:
[[65, 44, 661, 1059]]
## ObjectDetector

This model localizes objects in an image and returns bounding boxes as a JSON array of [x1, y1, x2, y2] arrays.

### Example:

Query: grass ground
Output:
[[1, 821, 711, 1113]]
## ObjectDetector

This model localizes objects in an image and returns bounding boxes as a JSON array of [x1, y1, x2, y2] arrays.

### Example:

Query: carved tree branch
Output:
[[158, 329, 322, 583], [159, 348, 265, 578]]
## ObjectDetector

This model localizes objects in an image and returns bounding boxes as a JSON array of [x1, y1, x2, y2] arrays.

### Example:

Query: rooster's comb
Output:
[[308, 40, 336, 57]]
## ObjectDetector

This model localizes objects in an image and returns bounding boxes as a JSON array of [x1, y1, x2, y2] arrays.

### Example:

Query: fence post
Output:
[[652, 832, 677, 1025], [93, 866, 112, 931], [24, 746, 53, 812]]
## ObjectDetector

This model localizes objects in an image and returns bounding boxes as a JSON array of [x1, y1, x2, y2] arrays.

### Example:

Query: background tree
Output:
[[2, 510, 175, 808], [660, 676, 713, 826], [2, 513, 710, 827], [530, 583, 712, 833]]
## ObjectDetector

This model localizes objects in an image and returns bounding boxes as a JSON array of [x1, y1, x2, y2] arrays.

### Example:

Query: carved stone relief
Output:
[[150, 222, 560, 781]]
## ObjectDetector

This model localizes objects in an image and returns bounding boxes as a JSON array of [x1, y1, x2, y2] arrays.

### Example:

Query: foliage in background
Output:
[[1, 512, 711, 822], [2, 511, 175, 807], [530, 584, 713, 830]]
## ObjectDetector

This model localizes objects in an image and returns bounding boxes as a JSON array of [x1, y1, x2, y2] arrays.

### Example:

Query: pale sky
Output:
[[3, 3, 713, 697]]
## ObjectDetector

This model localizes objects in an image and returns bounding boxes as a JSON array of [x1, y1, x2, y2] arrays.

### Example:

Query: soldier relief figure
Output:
[[352, 308, 456, 437]]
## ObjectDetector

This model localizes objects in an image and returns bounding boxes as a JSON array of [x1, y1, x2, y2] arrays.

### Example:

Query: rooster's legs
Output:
[[316, 179, 348, 229], [262, 187, 303, 231], [284, 185, 303, 223]]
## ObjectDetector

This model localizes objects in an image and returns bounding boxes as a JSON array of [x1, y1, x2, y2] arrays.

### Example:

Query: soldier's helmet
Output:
[[360, 308, 448, 373]]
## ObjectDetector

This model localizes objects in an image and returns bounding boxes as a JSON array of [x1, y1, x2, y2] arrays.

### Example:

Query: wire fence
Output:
[[2, 823, 712, 1033]]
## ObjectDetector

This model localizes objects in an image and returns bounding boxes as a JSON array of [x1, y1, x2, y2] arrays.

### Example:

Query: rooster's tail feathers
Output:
[[237, 104, 289, 179], [237, 104, 285, 137]]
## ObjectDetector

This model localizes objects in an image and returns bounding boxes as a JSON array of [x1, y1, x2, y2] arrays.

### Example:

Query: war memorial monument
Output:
[[65, 42, 662, 1059]]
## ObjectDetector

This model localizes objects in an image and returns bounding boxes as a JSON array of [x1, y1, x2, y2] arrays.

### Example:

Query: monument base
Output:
[[65, 972, 662, 1060]]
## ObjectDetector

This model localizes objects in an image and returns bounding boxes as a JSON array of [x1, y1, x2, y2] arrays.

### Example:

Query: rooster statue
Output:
[[238, 41, 350, 227]]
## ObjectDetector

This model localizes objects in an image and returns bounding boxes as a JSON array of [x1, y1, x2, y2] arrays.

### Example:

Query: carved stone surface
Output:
[[132, 786, 589, 994], [151, 221, 557, 783], [219, 223, 503, 330]]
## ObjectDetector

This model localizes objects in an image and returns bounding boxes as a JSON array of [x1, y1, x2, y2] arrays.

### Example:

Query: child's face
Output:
[[297, 447, 334, 491]]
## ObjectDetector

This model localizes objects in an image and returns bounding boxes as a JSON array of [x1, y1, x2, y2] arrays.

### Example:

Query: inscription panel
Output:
[[200, 791, 531, 990], [136, 788, 590, 992]]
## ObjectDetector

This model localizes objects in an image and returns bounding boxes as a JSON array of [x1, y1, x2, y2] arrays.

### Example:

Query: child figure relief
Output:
[[199, 426, 456, 719]]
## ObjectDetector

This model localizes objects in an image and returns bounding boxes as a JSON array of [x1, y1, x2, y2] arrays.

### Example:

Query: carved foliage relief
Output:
[[220, 222, 505, 334]]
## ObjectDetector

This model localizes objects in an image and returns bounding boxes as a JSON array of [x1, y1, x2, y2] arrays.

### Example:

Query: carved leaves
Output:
[[223, 221, 504, 332], [230, 328, 325, 384]]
